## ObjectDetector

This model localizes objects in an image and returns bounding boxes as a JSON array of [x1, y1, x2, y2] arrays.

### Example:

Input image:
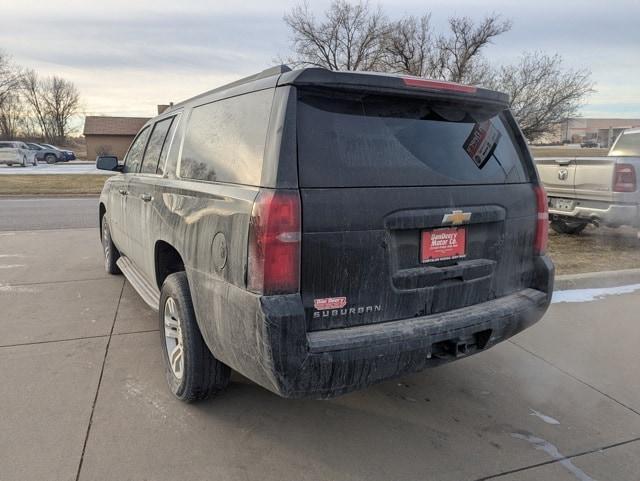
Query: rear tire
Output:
[[550, 218, 589, 235], [22, 156, 27, 167], [160, 272, 230, 402], [101, 214, 121, 274], [45, 154, 56, 164]]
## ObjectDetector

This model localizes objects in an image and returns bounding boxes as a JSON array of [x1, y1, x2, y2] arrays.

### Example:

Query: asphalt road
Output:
[[1, 201, 639, 481], [0, 197, 97, 231]]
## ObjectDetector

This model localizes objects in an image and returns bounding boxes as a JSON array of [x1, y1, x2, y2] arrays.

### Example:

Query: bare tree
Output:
[[0, 51, 22, 104], [282, 2, 593, 139], [432, 15, 511, 83], [20, 70, 80, 143], [42, 76, 80, 142], [283, 0, 388, 71], [0, 92, 24, 139], [381, 14, 509, 84], [492, 52, 594, 141], [381, 14, 433, 76], [21, 69, 52, 140]]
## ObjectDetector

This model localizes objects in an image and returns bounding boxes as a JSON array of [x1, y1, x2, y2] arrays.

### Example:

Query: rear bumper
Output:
[[276, 287, 549, 398], [0, 158, 20, 165], [254, 257, 553, 399], [195, 257, 553, 399], [549, 199, 640, 228]]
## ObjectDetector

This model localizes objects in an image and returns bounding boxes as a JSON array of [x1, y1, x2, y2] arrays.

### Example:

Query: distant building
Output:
[[83, 116, 150, 160], [558, 118, 640, 147]]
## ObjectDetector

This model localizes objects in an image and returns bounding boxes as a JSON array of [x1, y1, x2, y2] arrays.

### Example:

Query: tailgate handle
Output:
[[554, 159, 572, 165], [392, 259, 496, 290]]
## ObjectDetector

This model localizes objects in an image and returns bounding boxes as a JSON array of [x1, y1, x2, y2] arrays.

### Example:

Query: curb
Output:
[[555, 268, 640, 290]]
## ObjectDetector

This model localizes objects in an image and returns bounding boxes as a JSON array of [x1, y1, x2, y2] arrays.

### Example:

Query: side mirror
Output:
[[96, 155, 119, 171]]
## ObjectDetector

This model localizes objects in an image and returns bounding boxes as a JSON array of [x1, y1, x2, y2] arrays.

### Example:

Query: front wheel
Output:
[[550, 218, 589, 235], [101, 214, 121, 274], [22, 156, 28, 167], [45, 154, 56, 164], [160, 272, 230, 402]]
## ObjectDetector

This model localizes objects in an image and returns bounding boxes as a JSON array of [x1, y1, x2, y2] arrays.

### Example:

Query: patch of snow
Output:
[[512, 433, 595, 481], [0, 163, 112, 175], [0, 264, 26, 269], [552, 284, 640, 304], [530, 409, 560, 425], [0, 283, 38, 293]]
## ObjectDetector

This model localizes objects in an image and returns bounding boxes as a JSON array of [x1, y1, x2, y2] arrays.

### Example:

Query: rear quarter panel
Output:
[[149, 179, 260, 370]]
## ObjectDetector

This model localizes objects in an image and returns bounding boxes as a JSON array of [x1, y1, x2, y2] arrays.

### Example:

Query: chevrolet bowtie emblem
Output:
[[442, 210, 471, 225]]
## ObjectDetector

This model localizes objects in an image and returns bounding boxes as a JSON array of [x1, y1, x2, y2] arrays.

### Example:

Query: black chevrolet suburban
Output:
[[98, 66, 554, 402]]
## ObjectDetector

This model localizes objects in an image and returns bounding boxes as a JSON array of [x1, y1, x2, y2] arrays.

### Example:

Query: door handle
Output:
[[140, 193, 153, 202], [118, 188, 128, 196]]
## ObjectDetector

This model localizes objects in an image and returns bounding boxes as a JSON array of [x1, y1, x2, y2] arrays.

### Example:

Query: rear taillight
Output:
[[247, 189, 301, 295], [534, 185, 549, 255], [613, 163, 636, 192]]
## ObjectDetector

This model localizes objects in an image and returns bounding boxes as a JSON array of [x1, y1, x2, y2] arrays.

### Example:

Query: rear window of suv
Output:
[[297, 90, 530, 187]]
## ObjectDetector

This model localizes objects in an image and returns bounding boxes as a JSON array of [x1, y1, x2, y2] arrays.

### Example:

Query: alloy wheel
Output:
[[163, 297, 184, 379]]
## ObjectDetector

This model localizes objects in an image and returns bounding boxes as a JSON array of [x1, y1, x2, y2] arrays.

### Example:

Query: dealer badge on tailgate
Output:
[[421, 227, 467, 263]]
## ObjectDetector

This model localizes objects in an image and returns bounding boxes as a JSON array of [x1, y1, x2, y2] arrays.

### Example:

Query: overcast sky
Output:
[[2, 0, 639, 123]]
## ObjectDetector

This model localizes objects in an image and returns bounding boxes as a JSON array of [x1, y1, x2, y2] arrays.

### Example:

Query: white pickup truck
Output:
[[536, 128, 640, 234]]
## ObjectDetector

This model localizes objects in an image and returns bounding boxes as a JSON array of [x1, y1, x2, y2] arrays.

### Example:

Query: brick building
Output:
[[83, 116, 150, 160]]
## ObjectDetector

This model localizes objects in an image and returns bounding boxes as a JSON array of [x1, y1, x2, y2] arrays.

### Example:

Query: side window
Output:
[[123, 127, 150, 174], [180, 89, 273, 185], [140, 117, 174, 174], [157, 115, 180, 176]]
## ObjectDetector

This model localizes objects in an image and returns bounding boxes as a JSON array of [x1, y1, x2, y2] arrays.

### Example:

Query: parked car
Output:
[[536, 128, 640, 234], [30, 143, 67, 163], [0, 141, 37, 167], [98, 66, 554, 402], [40, 143, 76, 161], [580, 139, 599, 148]]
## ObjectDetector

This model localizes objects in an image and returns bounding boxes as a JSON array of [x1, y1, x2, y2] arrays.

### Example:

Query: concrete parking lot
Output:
[[1, 197, 639, 481]]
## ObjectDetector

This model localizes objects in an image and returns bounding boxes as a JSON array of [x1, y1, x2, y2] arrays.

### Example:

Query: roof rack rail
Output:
[[173, 65, 292, 108]]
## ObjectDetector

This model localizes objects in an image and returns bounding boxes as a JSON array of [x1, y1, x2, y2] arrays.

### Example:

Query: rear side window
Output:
[[140, 117, 175, 174], [297, 91, 530, 187], [610, 131, 640, 156], [180, 89, 274, 185], [124, 127, 150, 174]]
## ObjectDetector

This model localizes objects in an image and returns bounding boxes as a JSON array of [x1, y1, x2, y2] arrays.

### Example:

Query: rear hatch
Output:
[[574, 157, 618, 203], [537, 156, 620, 203], [296, 88, 539, 331], [0, 145, 19, 162], [536, 158, 577, 198]]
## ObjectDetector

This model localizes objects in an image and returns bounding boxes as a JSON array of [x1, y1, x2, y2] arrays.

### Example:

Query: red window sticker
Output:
[[421, 227, 466, 263], [314, 297, 347, 310], [463, 120, 502, 169]]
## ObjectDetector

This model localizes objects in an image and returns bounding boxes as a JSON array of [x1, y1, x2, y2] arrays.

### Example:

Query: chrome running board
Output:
[[116, 256, 160, 310]]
